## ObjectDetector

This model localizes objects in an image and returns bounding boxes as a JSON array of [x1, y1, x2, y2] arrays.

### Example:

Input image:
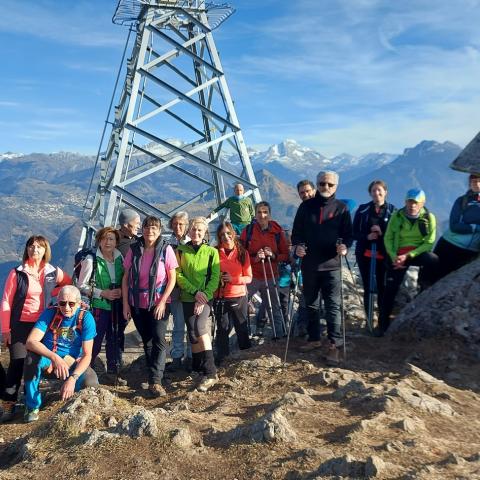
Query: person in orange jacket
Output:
[[240, 201, 289, 339], [214, 221, 252, 364]]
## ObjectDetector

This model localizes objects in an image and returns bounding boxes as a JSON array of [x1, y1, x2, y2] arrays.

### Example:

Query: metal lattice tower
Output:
[[80, 0, 260, 246]]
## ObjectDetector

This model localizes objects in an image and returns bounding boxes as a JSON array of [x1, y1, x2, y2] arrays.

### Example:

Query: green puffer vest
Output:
[[92, 253, 124, 311]]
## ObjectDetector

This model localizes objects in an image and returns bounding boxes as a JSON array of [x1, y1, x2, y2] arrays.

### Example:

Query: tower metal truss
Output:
[[80, 0, 260, 246]]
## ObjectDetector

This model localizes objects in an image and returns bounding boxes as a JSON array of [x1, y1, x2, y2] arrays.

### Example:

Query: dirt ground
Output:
[[0, 318, 479, 480]]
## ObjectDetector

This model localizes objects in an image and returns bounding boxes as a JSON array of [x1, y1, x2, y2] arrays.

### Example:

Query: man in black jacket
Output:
[[291, 171, 353, 364]]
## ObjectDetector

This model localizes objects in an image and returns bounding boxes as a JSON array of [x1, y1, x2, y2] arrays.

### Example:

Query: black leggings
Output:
[[214, 296, 251, 361], [2, 321, 35, 402]]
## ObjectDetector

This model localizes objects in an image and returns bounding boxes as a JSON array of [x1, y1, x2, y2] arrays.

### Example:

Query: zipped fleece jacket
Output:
[[176, 242, 220, 302], [217, 247, 252, 298], [213, 196, 255, 225], [240, 220, 289, 280], [384, 207, 436, 261], [353, 201, 395, 257], [291, 193, 353, 271]]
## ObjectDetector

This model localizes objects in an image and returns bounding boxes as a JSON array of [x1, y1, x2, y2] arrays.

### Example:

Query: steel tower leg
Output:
[[80, 1, 260, 247]]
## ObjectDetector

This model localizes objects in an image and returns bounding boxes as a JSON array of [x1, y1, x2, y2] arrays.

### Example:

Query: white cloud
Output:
[[231, 0, 480, 155], [0, 0, 124, 47]]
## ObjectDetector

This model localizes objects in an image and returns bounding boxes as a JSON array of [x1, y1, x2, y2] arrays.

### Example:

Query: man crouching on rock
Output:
[[23, 285, 97, 423]]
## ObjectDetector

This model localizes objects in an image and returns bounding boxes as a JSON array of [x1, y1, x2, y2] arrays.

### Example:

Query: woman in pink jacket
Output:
[[0, 235, 71, 422]]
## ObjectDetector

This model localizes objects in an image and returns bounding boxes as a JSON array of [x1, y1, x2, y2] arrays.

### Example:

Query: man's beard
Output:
[[318, 191, 332, 198]]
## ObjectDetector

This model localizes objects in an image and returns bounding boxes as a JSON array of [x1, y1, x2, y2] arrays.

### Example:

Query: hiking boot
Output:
[[197, 375, 219, 392], [298, 340, 323, 353], [325, 344, 340, 366], [148, 383, 167, 398], [0, 401, 16, 423], [24, 407, 40, 423]]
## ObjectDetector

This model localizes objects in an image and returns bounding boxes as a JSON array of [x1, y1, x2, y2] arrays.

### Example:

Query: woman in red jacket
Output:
[[0, 235, 71, 422], [215, 221, 252, 365]]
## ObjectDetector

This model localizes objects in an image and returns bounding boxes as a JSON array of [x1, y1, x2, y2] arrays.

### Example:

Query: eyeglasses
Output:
[[58, 301, 76, 308], [318, 182, 336, 188]]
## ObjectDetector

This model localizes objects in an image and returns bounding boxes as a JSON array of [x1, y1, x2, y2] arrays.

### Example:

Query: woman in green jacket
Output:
[[176, 217, 220, 392], [77, 227, 125, 377]]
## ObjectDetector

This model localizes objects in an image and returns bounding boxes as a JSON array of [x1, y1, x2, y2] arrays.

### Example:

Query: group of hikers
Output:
[[0, 169, 479, 423]]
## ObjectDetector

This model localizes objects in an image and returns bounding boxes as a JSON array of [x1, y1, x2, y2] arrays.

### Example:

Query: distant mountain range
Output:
[[0, 139, 467, 287]]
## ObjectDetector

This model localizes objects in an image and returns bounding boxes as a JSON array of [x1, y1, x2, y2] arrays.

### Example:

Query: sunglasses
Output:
[[58, 301, 77, 308], [318, 182, 336, 188]]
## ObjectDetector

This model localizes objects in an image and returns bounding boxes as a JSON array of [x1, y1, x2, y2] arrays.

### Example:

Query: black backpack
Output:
[[73, 248, 97, 299]]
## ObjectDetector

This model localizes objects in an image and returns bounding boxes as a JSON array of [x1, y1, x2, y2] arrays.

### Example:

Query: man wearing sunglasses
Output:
[[291, 171, 353, 365], [22, 285, 97, 422]]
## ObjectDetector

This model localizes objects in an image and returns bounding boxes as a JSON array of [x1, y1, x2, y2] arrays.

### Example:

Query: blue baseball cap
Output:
[[405, 188, 426, 203]]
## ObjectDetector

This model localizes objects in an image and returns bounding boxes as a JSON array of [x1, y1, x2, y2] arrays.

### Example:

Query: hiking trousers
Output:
[[91, 307, 127, 372], [169, 288, 189, 360], [356, 253, 387, 320], [379, 252, 439, 332], [132, 306, 169, 385], [23, 352, 97, 410], [302, 269, 343, 346], [247, 278, 285, 337], [214, 296, 251, 362]]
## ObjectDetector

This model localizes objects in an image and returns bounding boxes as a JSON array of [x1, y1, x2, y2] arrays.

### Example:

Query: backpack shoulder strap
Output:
[[48, 307, 64, 353], [274, 232, 281, 249], [245, 223, 254, 251]]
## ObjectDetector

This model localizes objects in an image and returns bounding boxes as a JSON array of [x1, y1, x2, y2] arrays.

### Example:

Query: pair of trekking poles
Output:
[[282, 240, 353, 363], [260, 255, 288, 341]]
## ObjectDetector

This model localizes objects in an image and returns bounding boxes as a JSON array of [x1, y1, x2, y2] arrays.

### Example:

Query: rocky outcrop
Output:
[[388, 258, 480, 349]]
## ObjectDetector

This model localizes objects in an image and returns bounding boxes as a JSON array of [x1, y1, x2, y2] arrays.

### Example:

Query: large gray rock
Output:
[[313, 454, 388, 478], [387, 258, 480, 347], [116, 408, 159, 438], [226, 408, 297, 444]]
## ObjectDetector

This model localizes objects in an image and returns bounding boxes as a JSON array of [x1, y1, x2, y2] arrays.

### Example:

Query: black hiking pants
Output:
[[379, 252, 439, 333], [132, 306, 169, 385], [356, 253, 387, 320], [214, 296, 251, 362]]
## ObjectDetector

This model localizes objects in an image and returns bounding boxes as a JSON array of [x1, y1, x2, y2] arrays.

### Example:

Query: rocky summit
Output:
[[1, 266, 479, 480]]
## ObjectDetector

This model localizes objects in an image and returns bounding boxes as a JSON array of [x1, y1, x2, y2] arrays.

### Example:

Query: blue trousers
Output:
[[23, 353, 86, 410]]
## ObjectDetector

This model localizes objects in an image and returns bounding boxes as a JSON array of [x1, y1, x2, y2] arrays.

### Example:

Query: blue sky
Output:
[[1, 0, 480, 157]]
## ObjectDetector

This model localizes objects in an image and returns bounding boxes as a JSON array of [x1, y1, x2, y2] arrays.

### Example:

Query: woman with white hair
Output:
[[176, 217, 220, 392]]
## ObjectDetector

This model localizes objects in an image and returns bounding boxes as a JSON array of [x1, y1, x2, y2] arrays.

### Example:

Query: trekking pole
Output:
[[212, 282, 226, 344], [367, 242, 377, 333], [283, 258, 302, 364], [261, 259, 277, 340], [111, 283, 120, 392], [266, 256, 288, 334], [337, 239, 347, 362]]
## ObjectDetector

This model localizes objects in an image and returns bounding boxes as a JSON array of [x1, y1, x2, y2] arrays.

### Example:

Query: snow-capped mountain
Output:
[[250, 140, 397, 184], [340, 140, 464, 222], [0, 151, 24, 162]]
